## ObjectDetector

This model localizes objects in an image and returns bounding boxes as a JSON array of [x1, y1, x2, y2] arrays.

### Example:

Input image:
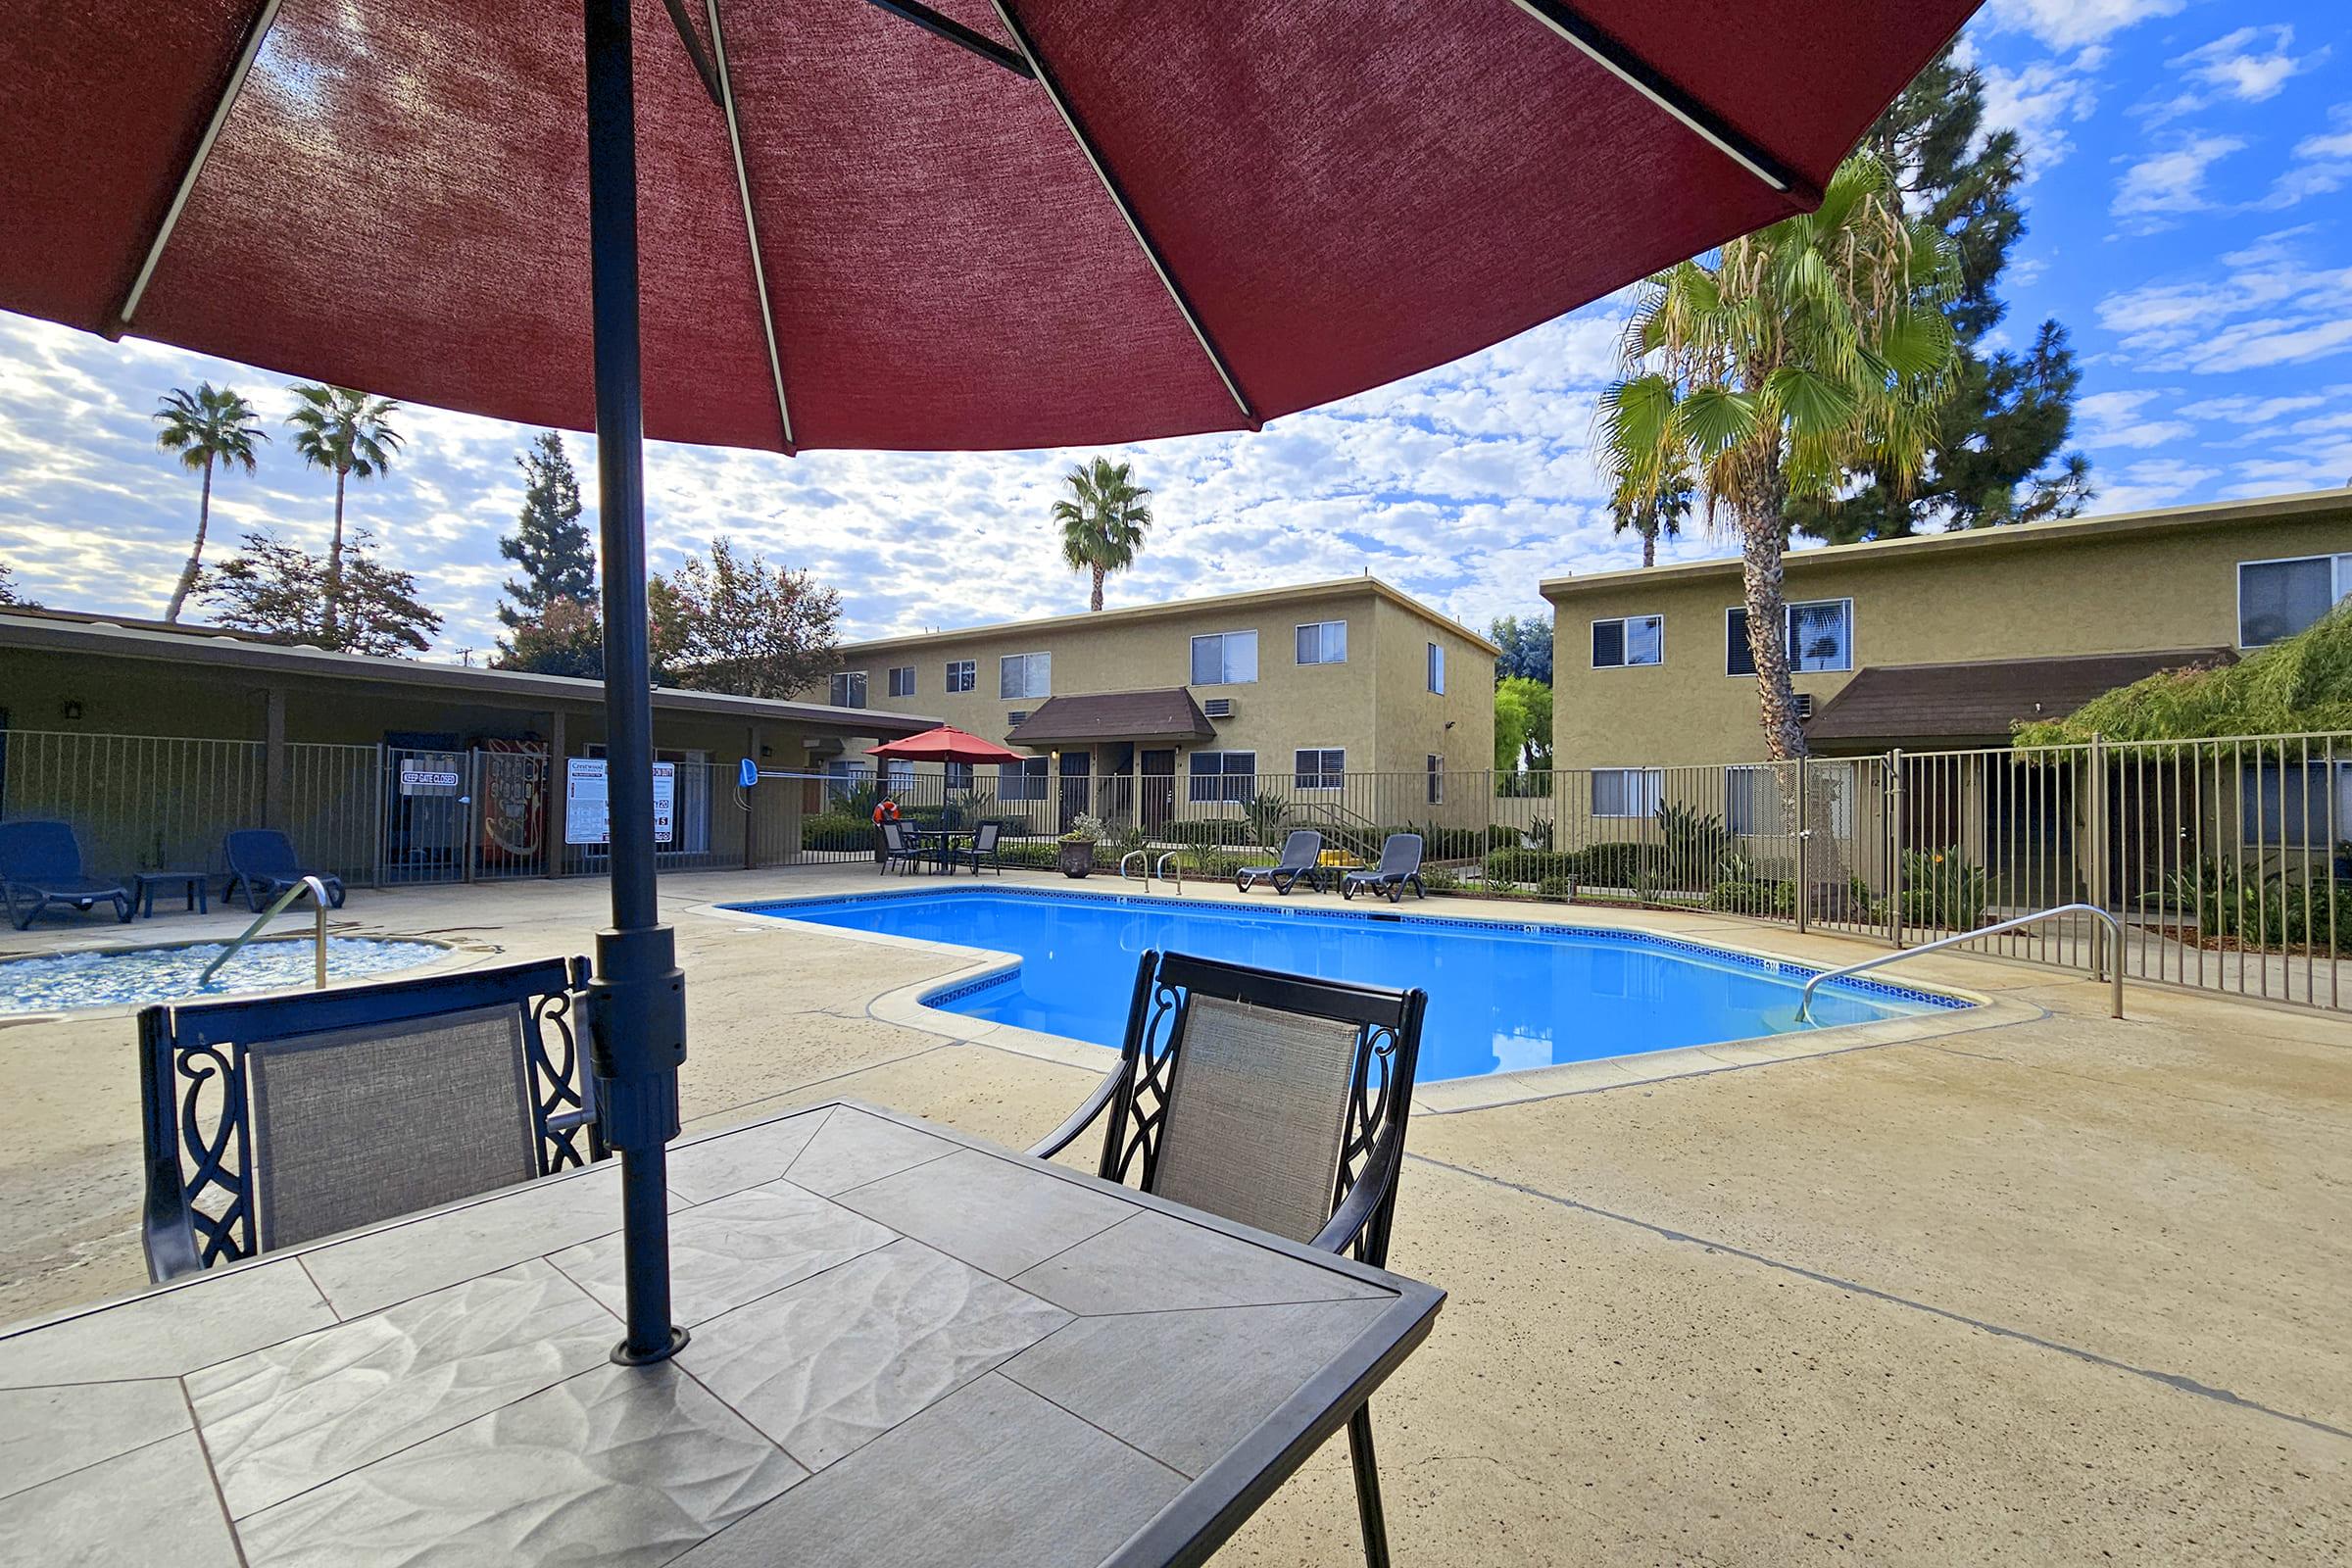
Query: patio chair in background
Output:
[[0, 819, 133, 930], [1031, 949, 1429, 1568], [947, 820, 1003, 875], [222, 829, 347, 913], [138, 956, 602, 1280], [1342, 834, 1427, 905], [1235, 828, 1326, 895], [878, 819, 934, 876]]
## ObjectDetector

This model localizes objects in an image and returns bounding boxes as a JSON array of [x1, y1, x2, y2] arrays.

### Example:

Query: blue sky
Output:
[[0, 0, 2346, 657]]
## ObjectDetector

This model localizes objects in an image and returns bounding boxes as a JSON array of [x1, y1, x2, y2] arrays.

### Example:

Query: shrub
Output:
[[2169, 858, 2349, 953], [1484, 847, 1576, 886], [1487, 823, 1521, 852], [1707, 880, 1796, 916], [801, 810, 868, 850], [997, 841, 1058, 870], [1565, 841, 1660, 888], [1240, 792, 1292, 847], [1536, 874, 1579, 900], [1655, 803, 1728, 873], [1421, 865, 1463, 894], [1525, 814, 1554, 851], [1158, 819, 1243, 847], [1898, 846, 1986, 931]]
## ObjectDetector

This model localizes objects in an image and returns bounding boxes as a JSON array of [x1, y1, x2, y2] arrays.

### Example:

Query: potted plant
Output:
[[1058, 813, 1104, 878]]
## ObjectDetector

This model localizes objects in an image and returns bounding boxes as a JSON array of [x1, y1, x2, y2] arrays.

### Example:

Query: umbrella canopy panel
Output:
[[865, 723, 1028, 763], [0, 0, 1977, 455]]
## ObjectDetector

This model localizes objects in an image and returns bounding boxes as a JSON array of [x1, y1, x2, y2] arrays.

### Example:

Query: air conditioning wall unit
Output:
[[1007, 710, 1030, 725], [1791, 693, 1814, 720], [1202, 698, 1235, 719]]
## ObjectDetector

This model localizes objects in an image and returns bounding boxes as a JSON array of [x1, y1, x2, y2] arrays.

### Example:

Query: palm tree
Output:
[[153, 383, 267, 621], [1052, 457, 1152, 612], [1609, 465, 1693, 568], [1598, 153, 1958, 759], [286, 384, 403, 638]]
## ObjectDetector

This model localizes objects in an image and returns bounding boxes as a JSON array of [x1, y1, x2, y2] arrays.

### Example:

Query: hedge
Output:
[[1705, 880, 1795, 916]]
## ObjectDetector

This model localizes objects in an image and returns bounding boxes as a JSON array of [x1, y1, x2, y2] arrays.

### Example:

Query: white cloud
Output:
[[2073, 388, 2195, 448], [1983, 0, 2182, 51], [2139, 26, 2328, 123], [1979, 47, 2110, 173], [2096, 230, 2352, 374], [2259, 103, 2352, 210], [2083, 457, 2224, 514], [2111, 134, 2246, 223]]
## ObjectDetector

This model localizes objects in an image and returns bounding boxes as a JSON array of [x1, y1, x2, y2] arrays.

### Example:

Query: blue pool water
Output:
[[0, 937, 446, 1014], [729, 889, 1966, 1083]]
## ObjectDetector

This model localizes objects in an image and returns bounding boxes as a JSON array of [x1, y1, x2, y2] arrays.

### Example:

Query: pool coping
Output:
[[688, 880, 2036, 1115]]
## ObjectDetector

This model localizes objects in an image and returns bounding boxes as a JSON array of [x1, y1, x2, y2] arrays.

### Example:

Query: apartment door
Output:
[[1057, 751, 1091, 832], [1141, 750, 1176, 832]]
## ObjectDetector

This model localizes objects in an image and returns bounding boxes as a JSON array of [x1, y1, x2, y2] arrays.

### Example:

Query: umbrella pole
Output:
[[584, 0, 687, 1366]]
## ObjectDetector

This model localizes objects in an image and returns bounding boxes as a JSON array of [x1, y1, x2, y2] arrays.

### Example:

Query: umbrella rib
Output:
[[661, 0, 725, 107], [990, 0, 1259, 431], [706, 0, 796, 454], [112, 0, 284, 335], [1506, 0, 1813, 202], [858, 0, 1034, 79]]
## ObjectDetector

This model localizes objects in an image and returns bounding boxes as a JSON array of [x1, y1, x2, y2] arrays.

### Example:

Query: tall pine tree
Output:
[[494, 431, 596, 669], [1791, 48, 2090, 543]]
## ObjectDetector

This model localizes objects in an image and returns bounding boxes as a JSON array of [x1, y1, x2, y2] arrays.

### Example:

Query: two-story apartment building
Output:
[[808, 576, 1496, 831], [1544, 489, 2352, 770]]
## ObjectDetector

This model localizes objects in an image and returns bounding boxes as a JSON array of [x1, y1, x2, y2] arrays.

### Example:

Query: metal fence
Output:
[[5, 727, 2343, 1014]]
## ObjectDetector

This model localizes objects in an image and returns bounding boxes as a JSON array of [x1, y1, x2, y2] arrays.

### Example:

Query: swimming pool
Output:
[[0, 937, 447, 1015], [727, 888, 1968, 1083]]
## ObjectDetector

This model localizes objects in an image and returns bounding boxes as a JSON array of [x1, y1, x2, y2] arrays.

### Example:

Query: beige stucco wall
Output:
[[1544, 495, 2352, 770], [811, 580, 1495, 792]]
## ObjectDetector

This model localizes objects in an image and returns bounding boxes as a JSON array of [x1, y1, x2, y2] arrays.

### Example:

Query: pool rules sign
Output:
[[564, 758, 675, 846]]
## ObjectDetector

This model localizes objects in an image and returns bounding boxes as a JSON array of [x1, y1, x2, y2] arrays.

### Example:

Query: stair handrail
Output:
[[1796, 902, 2123, 1022], [197, 875, 333, 990]]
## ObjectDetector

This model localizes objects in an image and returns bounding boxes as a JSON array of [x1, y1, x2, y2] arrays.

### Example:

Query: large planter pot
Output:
[[1057, 840, 1097, 878]]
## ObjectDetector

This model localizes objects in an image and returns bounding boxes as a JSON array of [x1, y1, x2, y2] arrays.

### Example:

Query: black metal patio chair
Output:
[[1341, 833, 1427, 905], [1030, 950, 1429, 1568], [1235, 828, 1326, 895], [138, 956, 604, 1281], [878, 819, 935, 876], [946, 820, 1004, 875], [0, 819, 133, 930], [222, 829, 347, 913]]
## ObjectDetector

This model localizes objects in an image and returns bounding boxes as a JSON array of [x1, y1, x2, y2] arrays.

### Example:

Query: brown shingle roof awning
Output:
[[1804, 649, 2235, 746], [1004, 688, 1216, 747]]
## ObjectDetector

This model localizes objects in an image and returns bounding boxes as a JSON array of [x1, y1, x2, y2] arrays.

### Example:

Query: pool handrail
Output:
[[1118, 849, 1185, 896], [196, 874, 333, 990], [1796, 902, 2123, 1023]]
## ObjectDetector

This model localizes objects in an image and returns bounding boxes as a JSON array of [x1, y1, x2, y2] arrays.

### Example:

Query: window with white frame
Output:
[[1592, 767, 1663, 818], [1189, 630, 1258, 686], [882, 759, 914, 791], [1295, 619, 1348, 665], [886, 665, 914, 699], [998, 757, 1050, 802], [1294, 748, 1346, 790], [1426, 642, 1446, 694], [1592, 614, 1664, 668], [999, 651, 1051, 701], [1188, 751, 1257, 804], [2238, 555, 2352, 648], [2240, 760, 2352, 847], [945, 761, 973, 792], [829, 671, 866, 709], [1426, 755, 1444, 805], [1726, 600, 1852, 676], [1724, 764, 1782, 835], [945, 659, 976, 694]]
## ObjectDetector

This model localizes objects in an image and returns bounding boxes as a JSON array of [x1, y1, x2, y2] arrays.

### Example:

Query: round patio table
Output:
[[907, 828, 975, 875]]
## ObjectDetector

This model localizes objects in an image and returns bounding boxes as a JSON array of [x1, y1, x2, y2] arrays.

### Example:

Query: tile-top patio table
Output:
[[0, 1101, 1442, 1567]]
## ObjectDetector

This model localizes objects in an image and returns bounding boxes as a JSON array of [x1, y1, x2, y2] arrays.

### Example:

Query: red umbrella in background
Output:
[[0, 0, 1983, 1362], [867, 725, 1028, 765]]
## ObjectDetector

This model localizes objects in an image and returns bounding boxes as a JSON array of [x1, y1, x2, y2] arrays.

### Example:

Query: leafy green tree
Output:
[[495, 432, 596, 667], [1599, 152, 1960, 760], [649, 537, 841, 698], [1795, 46, 2088, 541], [1494, 676, 1554, 772], [1610, 466, 1693, 567], [200, 529, 441, 656], [153, 382, 268, 622], [1488, 614, 1553, 685], [1052, 458, 1152, 612], [285, 384, 403, 640], [493, 596, 604, 680]]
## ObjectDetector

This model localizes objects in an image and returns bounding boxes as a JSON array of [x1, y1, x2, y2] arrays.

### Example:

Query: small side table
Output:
[[134, 870, 211, 918]]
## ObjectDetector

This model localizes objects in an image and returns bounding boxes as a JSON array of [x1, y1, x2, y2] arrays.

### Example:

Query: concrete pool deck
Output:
[[2, 865, 2345, 1563]]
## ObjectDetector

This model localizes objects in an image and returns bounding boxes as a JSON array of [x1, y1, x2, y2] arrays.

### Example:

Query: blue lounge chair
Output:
[[0, 820, 133, 929], [223, 830, 347, 913], [1342, 833, 1426, 904], [1235, 829, 1325, 895]]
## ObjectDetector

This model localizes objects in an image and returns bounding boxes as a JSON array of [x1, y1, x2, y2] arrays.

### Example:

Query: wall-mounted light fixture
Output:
[[60, 699, 83, 721]]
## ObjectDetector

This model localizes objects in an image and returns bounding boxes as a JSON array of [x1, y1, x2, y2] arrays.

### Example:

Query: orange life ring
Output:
[[872, 799, 901, 826]]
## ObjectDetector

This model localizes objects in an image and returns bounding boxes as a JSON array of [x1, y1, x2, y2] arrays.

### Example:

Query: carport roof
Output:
[[1804, 648, 2234, 745]]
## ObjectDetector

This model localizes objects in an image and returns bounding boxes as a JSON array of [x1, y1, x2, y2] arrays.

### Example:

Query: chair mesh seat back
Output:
[[0, 820, 81, 880], [973, 822, 1001, 851], [1150, 995, 1359, 1245], [1380, 834, 1422, 875], [246, 1004, 540, 1250], [1279, 830, 1321, 868]]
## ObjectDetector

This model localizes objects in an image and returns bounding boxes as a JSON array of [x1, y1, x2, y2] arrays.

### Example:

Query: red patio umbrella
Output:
[[0, 0, 1982, 1362], [867, 725, 1028, 764]]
